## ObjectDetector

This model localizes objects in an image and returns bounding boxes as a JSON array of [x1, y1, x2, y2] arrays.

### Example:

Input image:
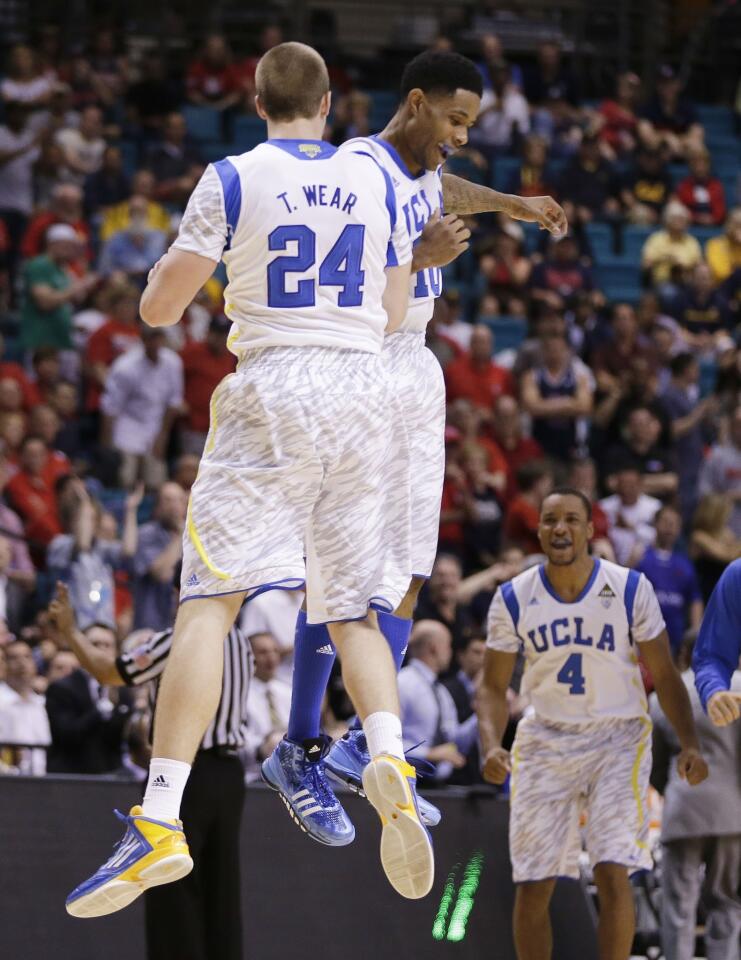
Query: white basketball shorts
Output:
[[377, 331, 445, 588], [180, 346, 410, 624], [508, 713, 653, 882]]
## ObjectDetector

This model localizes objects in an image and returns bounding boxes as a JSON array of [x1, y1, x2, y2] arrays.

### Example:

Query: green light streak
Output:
[[447, 852, 484, 941], [432, 863, 459, 940]]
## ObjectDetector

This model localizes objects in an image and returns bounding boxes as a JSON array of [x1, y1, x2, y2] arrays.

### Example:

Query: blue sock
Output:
[[286, 611, 336, 743], [349, 611, 412, 733], [378, 610, 413, 672]]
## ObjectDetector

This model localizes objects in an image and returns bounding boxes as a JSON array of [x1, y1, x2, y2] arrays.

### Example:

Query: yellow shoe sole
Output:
[[66, 853, 193, 918], [362, 755, 434, 900]]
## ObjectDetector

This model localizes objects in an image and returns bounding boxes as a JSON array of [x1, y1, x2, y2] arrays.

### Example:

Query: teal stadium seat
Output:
[[490, 157, 520, 192], [367, 90, 398, 132], [182, 105, 221, 142], [199, 141, 236, 163], [232, 115, 265, 153], [585, 222, 614, 260], [480, 315, 527, 353], [622, 225, 653, 261]]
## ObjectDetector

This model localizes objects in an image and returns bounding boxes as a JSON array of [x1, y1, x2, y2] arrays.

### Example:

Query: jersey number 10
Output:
[[267, 224, 365, 308]]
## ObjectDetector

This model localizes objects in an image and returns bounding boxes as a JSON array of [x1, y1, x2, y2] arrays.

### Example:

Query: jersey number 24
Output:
[[267, 224, 365, 308]]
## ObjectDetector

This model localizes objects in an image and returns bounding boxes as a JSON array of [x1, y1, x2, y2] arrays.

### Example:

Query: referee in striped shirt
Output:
[[50, 582, 252, 960]]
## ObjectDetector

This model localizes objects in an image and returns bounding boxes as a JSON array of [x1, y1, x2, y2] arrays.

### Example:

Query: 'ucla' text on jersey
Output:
[[172, 138, 411, 356], [341, 136, 443, 334], [487, 559, 666, 723]]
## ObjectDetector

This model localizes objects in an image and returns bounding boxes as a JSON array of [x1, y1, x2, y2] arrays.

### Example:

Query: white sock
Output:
[[363, 711, 405, 761], [141, 758, 192, 821]]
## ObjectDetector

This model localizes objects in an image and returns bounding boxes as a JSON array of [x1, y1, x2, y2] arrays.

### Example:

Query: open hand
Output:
[[708, 690, 741, 727], [48, 581, 76, 637], [517, 196, 568, 237]]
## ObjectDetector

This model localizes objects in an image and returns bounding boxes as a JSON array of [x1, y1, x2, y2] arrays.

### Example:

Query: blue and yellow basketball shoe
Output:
[[326, 728, 442, 827], [66, 806, 193, 918], [362, 754, 435, 899], [261, 735, 355, 846]]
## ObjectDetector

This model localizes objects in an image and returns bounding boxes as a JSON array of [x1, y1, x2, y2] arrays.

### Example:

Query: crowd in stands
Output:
[[0, 23, 739, 800]]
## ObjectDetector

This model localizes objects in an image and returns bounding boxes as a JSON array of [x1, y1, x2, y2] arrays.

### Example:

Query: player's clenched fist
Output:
[[482, 746, 511, 785], [413, 208, 471, 270], [708, 690, 741, 727], [677, 747, 709, 786]]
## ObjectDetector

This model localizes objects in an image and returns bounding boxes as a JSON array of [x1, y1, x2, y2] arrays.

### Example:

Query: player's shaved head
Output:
[[255, 42, 330, 122]]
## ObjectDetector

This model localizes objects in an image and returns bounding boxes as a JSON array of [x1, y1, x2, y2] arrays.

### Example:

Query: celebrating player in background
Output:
[[693, 557, 741, 726], [66, 41, 434, 919], [477, 487, 707, 960], [269, 48, 567, 842]]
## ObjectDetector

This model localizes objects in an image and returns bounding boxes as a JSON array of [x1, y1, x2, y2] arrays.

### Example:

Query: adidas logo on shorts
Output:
[[151, 774, 171, 789], [598, 584, 616, 608], [185, 573, 199, 588], [316, 644, 334, 655]]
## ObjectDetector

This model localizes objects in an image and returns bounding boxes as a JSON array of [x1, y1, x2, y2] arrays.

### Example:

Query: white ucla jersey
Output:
[[341, 136, 443, 334], [173, 138, 411, 356], [487, 559, 666, 724]]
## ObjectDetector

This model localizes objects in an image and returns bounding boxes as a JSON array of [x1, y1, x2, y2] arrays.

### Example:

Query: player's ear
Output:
[[407, 88, 425, 116], [254, 95, 268, 121], [586, 520, 594, 541], [320, 90, 332, 120]]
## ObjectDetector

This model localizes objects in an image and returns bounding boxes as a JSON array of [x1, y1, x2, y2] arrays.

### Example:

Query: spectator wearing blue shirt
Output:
[[637, 505, 703, 657], [98, 195, 167, 285], [693, 557, 741, 726]]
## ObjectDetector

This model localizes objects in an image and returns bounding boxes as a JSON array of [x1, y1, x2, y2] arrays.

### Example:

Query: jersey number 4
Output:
[[557, 652, 586, 695], [267, 224, 365, 308]]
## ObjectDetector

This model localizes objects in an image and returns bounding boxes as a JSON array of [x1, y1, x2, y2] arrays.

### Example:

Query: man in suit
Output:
[[397, 620, 479, 783], [442, 634, 486, 785], [46, 623, 133, 773], [650, 662, 741, 960]]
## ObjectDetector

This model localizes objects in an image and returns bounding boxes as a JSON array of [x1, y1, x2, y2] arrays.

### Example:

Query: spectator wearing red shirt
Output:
[[590, 302, 654, 380], [83, 285, 141, 411], [180, 315, 235, 454], [447, 398, 508, 493], [676, 149, 726, 227], [21, 182, 91, 272], [6, 433, 70, 551], [490, 394, 544, 500], [597, 72, 640, 159], [445, 324, 515, 415], [530, 233, 594, 312], [503, 460, 553, 555], [25, 345, 61, 408], [186, 34, 245, 111]]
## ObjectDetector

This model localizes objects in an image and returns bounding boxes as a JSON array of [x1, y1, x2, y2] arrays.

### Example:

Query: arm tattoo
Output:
[[442, 173, 524, 216]]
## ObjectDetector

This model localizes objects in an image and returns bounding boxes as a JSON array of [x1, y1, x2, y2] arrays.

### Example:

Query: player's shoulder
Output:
[[498, 563, 542, 606], [591, 558, 635, 591]]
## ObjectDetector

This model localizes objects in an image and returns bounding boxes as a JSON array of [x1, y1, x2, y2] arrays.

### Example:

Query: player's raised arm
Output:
[[48, 582, 124, 686], [441, 172, 568, 236]]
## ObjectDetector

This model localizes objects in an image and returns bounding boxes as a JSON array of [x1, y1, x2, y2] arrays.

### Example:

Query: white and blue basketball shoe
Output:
[[66, 806, 193, 918], [326, 728, 442, 827], [261, 735, 355, 846]]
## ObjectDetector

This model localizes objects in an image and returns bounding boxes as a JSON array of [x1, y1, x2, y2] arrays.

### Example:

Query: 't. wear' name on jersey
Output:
[[172, 138, 411, 357], [487, 559, 666, 723], [341, 136, 444, 334]]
